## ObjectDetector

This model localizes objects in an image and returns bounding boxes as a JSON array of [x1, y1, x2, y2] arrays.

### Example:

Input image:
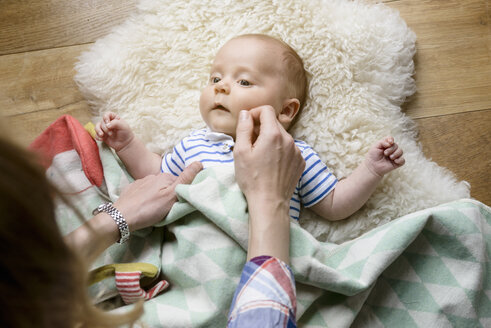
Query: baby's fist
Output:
[[365, 136, 405, 177], [94, 112, 134, 151]]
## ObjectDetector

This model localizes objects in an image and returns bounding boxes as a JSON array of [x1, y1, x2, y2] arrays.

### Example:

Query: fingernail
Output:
[[239, 110, 249, 121]]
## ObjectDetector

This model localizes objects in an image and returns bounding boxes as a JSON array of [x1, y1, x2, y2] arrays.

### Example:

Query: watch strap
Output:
[[93, 202, 130, 244]]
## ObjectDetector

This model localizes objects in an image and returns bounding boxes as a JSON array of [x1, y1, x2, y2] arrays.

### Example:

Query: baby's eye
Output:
[[211, 77, 221, 84], [238, 80, 251, 86]]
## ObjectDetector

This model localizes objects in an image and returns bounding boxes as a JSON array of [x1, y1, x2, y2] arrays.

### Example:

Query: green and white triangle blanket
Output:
[[55, 143, 490, 327], [145, 166, 490, 328]]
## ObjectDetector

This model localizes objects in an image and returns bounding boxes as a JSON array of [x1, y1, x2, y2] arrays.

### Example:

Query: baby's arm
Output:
[[95, 112, 161, 179], [310, 137, 404, 221]]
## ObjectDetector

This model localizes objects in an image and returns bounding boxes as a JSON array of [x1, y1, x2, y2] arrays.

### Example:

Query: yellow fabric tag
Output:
[[84, 122, 97, 139], [89, 263, 159, 285]]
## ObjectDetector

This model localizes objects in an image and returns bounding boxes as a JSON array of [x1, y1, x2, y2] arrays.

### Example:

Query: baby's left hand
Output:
[[364, 136, 405, 177]]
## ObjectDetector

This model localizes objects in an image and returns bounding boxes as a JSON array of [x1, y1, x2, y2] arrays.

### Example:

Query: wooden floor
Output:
[[1, 0, 490, 205]]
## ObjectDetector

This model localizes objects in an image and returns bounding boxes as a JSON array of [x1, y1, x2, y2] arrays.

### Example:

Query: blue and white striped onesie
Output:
[[161, 128, 338, 220]]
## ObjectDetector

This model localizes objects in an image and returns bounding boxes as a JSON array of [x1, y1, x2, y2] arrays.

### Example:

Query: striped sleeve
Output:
[[298, 145, 337, 208], [227, 256, 297, 328], [161, 139, 187, 176]]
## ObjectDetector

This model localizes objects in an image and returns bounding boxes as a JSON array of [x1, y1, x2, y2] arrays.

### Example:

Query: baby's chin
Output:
[[207, 123, 237, 139]]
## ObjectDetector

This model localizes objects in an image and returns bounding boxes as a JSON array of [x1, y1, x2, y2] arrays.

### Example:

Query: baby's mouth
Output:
[[213, 104, 229, 112]]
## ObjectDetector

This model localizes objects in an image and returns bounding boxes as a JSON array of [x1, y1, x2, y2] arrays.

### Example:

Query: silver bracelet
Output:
[[92, 202, 130, 244]]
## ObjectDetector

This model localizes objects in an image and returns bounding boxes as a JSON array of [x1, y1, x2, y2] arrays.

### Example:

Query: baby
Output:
[[96, 34, 405, 221]]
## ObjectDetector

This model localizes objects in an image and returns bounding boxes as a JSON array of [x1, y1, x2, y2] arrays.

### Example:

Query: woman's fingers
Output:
[[234, 110, 254, 154], [171, 161, 203, 188], [234, 105, 305, 202], [249, 105, 281, 140]]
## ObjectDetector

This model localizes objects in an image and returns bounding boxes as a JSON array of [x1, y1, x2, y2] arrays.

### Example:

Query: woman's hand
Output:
[[65, 162, 202, 261], [234, 106, 305, 208], [233, 106, 305, 263], [115, 161, 203, 231]]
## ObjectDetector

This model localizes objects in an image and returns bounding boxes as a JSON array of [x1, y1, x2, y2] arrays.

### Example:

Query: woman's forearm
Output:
[[64, 163, 203, 263], [64, 213, 119, 263]]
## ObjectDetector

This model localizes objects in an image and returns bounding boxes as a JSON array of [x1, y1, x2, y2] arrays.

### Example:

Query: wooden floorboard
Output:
[[0, 44, 91, 117], [0, 0, 489, 204], [3, 103, 93, 147], [0, 0, 137, 55], [416, 110, 491, 205], [388, 0, 491, 118], [0, 43, 93, 146]]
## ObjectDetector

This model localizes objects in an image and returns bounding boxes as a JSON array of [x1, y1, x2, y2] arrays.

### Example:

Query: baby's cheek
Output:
[[199, 98, 211, 122], [198, 92, 207, 111]]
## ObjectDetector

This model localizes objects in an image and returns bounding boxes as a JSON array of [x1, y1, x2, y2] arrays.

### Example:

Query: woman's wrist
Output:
[[246, 197, 291, 264], [246, 195, 289, 216], [92, 212, 121, 245]]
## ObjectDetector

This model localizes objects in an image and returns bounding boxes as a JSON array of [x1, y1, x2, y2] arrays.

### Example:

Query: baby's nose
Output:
[[214, 80, 230, 94]]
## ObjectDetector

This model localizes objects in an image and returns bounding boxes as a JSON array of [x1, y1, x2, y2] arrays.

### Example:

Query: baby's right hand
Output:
[[95, 112, 134, 152]]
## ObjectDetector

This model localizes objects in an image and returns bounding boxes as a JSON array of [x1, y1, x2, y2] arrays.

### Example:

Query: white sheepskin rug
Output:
[[75, 0, 470, 243]]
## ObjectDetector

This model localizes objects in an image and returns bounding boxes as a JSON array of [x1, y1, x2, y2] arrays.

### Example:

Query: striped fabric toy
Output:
[[89, 262, 169, 305], [115, 271, 169, 304]]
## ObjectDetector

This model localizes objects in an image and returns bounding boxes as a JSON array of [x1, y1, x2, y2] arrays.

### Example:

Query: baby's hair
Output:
[[233, 34, 308, 125]]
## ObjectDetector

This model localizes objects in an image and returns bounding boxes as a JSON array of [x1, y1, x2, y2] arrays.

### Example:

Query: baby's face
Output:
[[199, 37, 289, 139]]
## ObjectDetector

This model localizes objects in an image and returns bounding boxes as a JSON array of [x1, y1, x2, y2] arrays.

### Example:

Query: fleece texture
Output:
[[74, 0, 470, 243]]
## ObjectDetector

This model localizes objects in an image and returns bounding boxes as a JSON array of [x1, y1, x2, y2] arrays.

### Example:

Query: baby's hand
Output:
[[95, 112, 134, 152], [364, 136, 405, 177]]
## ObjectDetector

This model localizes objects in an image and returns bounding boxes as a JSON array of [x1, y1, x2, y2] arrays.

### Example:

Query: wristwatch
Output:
[[92, 202, 130, 244]]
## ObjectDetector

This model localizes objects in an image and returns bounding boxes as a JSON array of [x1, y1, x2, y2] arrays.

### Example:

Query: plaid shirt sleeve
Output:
[[227, 256, 297, 328]]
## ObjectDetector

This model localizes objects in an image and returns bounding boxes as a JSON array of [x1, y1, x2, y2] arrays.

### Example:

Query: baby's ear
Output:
[[278, 98, 300, 126]]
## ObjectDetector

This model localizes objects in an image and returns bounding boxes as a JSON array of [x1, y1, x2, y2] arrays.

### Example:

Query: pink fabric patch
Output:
[[29, 115, 103, 187]]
